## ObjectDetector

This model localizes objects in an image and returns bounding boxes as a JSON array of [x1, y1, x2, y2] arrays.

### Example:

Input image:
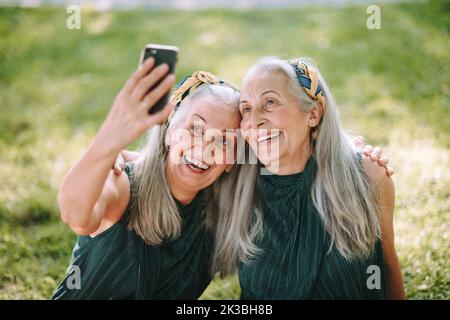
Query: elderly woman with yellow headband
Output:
[[109, 58, 398, 300], [52, 58, 256, 299], [236, 57, 405, 299]]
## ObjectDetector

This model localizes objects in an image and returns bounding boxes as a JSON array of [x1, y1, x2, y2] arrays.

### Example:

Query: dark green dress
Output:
[[154, 191, 214, 299], [52, 163, 213, 300], [239, 156, 386, 300]]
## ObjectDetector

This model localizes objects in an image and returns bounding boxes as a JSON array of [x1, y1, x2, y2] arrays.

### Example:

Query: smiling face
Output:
[[239, 70, 315, 174], [165, 88, 241, 192]]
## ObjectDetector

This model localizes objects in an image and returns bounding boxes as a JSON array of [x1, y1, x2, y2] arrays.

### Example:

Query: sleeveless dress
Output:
[[52, 163, 213, 299], [239, 156, 386, 299]]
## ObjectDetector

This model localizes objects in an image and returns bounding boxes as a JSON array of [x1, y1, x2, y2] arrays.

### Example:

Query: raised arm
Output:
[[57, 58, 175, 235]]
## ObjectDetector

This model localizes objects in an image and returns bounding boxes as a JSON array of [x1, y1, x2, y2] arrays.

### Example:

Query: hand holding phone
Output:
[[140, 44, 178, 114], [95, 56, 175, 156]]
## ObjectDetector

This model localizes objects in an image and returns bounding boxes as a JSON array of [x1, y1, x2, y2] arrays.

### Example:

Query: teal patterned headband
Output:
[[287, 59, 326, 110]]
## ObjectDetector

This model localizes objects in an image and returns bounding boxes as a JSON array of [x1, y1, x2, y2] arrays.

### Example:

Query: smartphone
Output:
[[139, 44, 178, 114]]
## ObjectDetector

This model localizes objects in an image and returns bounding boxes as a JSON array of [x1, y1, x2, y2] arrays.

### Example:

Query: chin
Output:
[[257, 146, 285, 166], [179, 165, 215, 187], [260, 156, 280, 168]]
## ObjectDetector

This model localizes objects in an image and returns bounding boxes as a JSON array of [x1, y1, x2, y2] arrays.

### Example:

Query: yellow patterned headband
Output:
[[171, 71, 239, 106], [287, 59, 326, 110], [166, 71, 239, 125]]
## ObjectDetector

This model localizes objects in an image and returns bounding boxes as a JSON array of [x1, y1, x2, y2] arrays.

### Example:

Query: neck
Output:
[[165, 161, 198, 205], [266, 139, 313, 175]]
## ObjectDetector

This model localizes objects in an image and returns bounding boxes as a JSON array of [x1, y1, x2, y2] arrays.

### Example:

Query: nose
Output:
[[249, 107, 266, 129], [190, 137, 216, 166]]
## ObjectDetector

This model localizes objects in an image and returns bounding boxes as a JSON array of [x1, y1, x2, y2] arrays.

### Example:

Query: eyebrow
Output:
[[260, 90, 280, 97], [192, 113, 207, 124], [191, 115, 235, 133], [239, 90, 281, 104]]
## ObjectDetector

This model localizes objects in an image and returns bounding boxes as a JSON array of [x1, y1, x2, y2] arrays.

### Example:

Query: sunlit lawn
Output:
[[0, 0, 448, 299]]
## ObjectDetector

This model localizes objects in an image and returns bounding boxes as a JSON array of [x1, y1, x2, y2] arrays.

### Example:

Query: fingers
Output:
[[363, 144, 374, 156], [140, 74, 176, 113], [386, 165, 394, 177], [123, 57, 156, 94], [131, 63, 170, 101], [360, 142, 393, 177], [113, 165, 123, 176], [378, 156, 388, 167], [353, 135, 365, 149], [370, 147, 383, 161], [113, 151, 126, 176], [113, 160, 124, 176]]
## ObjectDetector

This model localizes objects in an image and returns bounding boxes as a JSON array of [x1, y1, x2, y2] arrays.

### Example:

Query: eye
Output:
[[265, 99, 275, 108], [240, 105, 251, 114], [216, 136, 228, 147], [191, 124, 203, 136]]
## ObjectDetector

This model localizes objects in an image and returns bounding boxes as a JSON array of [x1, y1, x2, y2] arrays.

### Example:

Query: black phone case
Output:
[[142, 47, 178, 114]]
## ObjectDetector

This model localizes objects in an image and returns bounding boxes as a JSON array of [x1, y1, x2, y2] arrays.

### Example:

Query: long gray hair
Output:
[[128, 84, 262, 275], [244, 57, 382, 259]]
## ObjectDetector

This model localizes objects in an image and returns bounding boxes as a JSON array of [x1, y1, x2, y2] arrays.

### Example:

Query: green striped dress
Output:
[[239, 156, 386, 299], [51, 163, 213, 300]]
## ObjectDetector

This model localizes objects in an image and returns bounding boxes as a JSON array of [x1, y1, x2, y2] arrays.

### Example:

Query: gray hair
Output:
[[244, 57, 381, 259], [128, 84, 262, 275]]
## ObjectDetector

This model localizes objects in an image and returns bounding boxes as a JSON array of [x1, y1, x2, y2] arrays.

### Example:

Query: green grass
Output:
[[0, 0, 449, 299]]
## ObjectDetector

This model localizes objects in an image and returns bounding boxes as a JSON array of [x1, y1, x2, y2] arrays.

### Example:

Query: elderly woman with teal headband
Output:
[[52, 58, 259, 299], [113, 58, 399, 300], [235, 57, 405, 299]]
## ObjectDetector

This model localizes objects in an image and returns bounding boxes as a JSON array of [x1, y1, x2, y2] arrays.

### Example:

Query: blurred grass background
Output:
[[0, 0, 448, 299]]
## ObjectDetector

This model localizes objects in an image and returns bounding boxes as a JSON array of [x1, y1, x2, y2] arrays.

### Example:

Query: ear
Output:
[[308, 101, 324, 128]]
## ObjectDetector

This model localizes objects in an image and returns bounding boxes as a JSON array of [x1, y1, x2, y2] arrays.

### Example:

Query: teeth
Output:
[[184, 155, 210, 170], [257, 132, 280, 143]]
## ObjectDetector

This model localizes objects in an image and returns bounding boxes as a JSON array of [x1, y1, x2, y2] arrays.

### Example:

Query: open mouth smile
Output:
[[183, 155, 210, 172], [257, 131, 280, 143]]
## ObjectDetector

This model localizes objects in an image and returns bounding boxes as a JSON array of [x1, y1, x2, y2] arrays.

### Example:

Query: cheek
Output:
[[286, 115, 310, 143], [168, 128, 191, 147], [167, 148, 182, 167], [295, 112, 310, 132], [170, 137, 190, 158], [222, 145, 237, 165], [240, 123, 252, 144], [240, 118, 250, 131], [265, 112, 287, 132], [205, 146, 235, 166]]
